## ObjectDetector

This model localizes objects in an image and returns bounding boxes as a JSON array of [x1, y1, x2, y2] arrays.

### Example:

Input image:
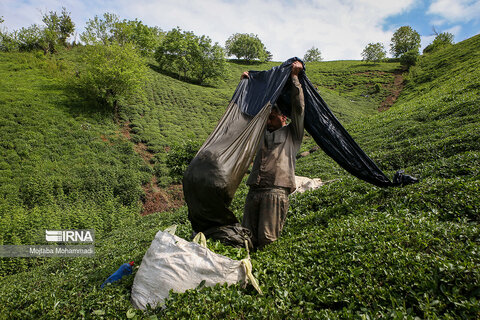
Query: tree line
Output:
[[0, 8, 455, 112], [361, 26, 455, 68]]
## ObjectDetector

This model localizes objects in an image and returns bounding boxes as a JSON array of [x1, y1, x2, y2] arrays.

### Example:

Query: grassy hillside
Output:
[[0, 52, 148, 274], [0, 50, 394, 270], [0, 33, 479, 319]]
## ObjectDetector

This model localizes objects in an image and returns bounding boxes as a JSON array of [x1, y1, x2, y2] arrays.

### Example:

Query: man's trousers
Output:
[[241, 187, 289, 249]]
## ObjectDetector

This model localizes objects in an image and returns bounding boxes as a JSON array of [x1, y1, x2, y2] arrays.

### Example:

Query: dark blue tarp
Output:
[[233, 57, 417, 187]]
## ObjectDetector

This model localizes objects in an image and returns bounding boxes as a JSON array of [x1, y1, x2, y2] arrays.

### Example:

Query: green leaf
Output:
[[126, 308, 136, 318], [92, 310, 105, 315]]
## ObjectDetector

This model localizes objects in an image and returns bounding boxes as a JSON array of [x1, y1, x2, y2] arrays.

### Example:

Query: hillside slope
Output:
[[1, 34, 479, 319]]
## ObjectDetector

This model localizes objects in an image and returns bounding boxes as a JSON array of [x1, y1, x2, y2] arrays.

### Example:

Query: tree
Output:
[[225, 33, 268, 62], [155, 28, 226, 84], [303, 46, 322, 62], [361, 42, 386, 63], [57, 8, 75, 47], [390, 26, 421, 58], [0, 9, 74, 53], [81, 13, 163, 56], [75, 42, 147, 118], [41, 7, 75, 53], [423, 32, 454, 54], [113, 19, 163, 56], [191, 35, 227, 84], [81, 13, 119, 45], [0, 17, 17, 52], [265, 50, 273, 62], [15, 24, 46, 52]]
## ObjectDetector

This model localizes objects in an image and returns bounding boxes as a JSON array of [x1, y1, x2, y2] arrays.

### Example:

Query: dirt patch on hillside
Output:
[[141, 176, 184, 216], [116, 120, 184, 215], [121, 121, 131, 140], [134, 142, 154, 164], [379, 70, 405, 112]]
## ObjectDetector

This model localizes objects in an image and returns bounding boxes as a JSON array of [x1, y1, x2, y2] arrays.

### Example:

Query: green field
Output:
[[0, 34, 479, 319]]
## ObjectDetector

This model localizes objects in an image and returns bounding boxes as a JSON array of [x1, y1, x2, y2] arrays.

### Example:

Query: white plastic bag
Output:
[[131, 228, 260, 310], [293, 175, 324, 194]]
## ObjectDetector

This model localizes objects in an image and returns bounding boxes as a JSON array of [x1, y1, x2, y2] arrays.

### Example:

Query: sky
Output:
[[1, 0, 479, 61]]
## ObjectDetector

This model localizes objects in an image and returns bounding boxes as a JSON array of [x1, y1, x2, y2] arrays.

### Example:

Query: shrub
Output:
[[74, 42, 147, 114], [400, 49, 419, 69], [166, 140, 201, 182]]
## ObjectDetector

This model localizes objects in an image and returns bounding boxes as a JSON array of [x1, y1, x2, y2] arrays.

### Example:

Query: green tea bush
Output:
[[166, 139, 201, 182], [0, 51, 146, 275]]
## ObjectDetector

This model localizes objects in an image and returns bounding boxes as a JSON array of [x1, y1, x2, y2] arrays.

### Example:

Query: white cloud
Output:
[[428, 0, 480, 23], [116, 0, 417, 60], [1, 0, 419, 60]]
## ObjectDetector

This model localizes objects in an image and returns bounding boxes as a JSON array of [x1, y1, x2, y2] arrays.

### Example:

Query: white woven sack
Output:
[[131, 229, 249, 310], [293, 175, 324, 194]]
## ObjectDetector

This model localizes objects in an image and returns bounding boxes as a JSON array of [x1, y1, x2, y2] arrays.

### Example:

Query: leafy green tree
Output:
[[191, 35, 226, 84], [15, 24, 46, 52], [423, 32, 454, 54], [0, 17, 17, 52], [303, 46, 322, 62], [225, 33, 268, 62], [265, 50, 273, 62], [390, 26, 421, 58], [81, 13, 163, 56], [113, 19, 163, 56], [75, 42, 147, 117], [81, 13, 119, 45], [57, 8, 75, 46], [41, 7, 75, 53], [155, 28, 226, 84], [361, 42, 387, 62]]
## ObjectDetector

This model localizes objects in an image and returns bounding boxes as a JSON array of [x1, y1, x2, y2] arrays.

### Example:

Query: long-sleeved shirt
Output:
[[246, 75, 305, 194]]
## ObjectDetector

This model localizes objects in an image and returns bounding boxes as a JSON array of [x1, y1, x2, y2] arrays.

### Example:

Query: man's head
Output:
[[267, 104, 287, 132]]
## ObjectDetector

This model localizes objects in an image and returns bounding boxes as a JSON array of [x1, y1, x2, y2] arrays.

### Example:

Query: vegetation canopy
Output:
[[303, 46, 323, 62], [225, 33, 269, 62], [361, 42, 387, 63], [155, 27, 226, 85], [390, 26, 421, 58]]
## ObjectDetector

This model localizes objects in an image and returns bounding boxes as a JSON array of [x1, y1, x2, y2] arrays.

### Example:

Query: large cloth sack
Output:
[[131, 230, 252, 310]]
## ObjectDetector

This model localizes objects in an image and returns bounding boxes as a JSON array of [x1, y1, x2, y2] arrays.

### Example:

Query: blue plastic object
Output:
[[101, 261, 134, 288]]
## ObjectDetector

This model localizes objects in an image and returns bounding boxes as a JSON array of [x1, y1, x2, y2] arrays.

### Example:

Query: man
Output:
[[240, 61, 305, 249]]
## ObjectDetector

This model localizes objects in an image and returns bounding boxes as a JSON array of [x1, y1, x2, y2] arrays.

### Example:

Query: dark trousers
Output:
[[241, 187, 289, 249]]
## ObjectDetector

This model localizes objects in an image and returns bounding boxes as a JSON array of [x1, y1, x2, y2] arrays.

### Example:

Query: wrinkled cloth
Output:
[[292, 176, 325, 194], [247, 76, 305, 194], [131, 230, 247, 310], [183, 99, 271, 232], [242, 187, 289, 248], [237, 57, 417, 188]]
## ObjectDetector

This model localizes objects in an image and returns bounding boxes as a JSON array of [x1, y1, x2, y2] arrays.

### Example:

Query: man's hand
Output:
[[241, 71, 250, 80], [291, 61, 303, 77]]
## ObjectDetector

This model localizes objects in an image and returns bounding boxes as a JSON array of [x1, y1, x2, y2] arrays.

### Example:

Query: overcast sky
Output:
[[1, 0, 479, 61]]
